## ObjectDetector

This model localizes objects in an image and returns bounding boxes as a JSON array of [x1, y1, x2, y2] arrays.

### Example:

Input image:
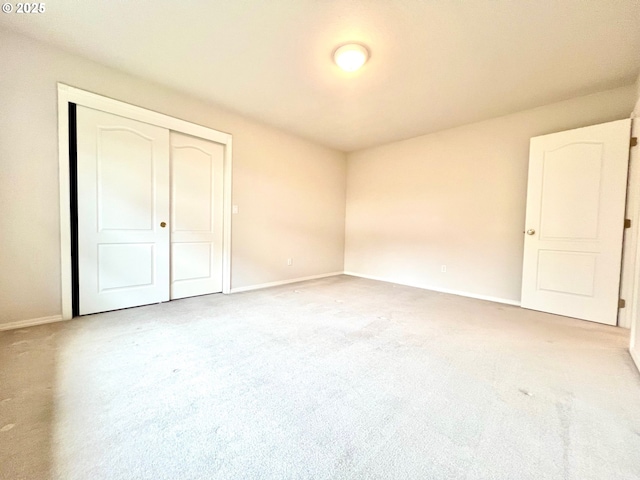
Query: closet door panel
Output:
[[170, 132, 224, 299], [77, 106, 170, 315]]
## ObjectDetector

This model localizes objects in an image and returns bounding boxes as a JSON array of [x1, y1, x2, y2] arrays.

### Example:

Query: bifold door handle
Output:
[[526, 229, 535, 235], [160, 222, 167, 228]]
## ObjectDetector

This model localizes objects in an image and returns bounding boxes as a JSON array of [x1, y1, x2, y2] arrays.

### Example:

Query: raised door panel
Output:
[[171, 243, 212, 281], [97, 129, 155, 231], [539, 143, 603, 241], [172, 146, 213, 232], [97, 243, 155, 291], [536, 251, 596, 297]]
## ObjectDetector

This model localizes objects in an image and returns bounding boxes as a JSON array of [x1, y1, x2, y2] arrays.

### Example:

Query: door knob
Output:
[[160, 222, 166, 228], [526, 229, 535, 235]]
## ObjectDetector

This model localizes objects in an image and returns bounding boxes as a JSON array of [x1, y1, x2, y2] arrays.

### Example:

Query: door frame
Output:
[[618, 115, 640, 329], [57, 83, 233, 320], [627, 115, 640, 370]]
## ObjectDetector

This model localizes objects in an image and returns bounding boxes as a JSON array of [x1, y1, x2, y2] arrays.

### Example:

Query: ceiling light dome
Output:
[[334, 43, 369, 72]]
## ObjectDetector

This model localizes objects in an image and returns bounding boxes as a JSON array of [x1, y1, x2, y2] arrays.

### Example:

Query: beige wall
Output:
[[0, 28, 346, 326], [345, 86, 636, 303]]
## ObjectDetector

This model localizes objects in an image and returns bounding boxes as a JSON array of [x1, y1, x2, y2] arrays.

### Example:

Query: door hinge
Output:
[[619, 299, 626, 309], [632, 137, 638, 148], [625, 219, 631, 229]]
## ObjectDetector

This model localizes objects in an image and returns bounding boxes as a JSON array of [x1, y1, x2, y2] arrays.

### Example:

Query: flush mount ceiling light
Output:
[[333, 43, 369, 72]]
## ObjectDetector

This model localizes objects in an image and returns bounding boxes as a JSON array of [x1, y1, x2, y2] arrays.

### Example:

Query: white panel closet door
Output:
[[170, 132, 224, 299], [521, 119, 631, 325], [77, 106, 171, 315]]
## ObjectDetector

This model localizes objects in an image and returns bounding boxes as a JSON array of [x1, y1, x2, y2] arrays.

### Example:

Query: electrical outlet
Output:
[[441, 265, 447, 273], [287, 258, 293, 266], [232, 205, 239, 214]]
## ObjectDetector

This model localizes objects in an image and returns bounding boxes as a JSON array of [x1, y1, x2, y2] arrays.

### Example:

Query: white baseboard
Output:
[[0, 314, 65, 332], [0, 272, 518, 330], [230, 272, 344, 294], [343, 271, 521, 307]]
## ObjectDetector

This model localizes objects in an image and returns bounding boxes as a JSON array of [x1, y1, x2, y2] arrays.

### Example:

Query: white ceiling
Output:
[[2, 1, 639, 151]]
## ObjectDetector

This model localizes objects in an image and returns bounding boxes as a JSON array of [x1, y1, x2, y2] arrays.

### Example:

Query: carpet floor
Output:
[[1, 275, 639, 480]]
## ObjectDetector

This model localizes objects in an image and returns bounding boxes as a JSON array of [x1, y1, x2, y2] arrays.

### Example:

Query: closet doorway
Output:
[[58, 84, 232, 318]]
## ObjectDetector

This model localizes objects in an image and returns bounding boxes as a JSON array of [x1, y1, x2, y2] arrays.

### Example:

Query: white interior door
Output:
[[77, 106, 170, 315], [521, 119, 631, 325], [170, 132, 224, 299]]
